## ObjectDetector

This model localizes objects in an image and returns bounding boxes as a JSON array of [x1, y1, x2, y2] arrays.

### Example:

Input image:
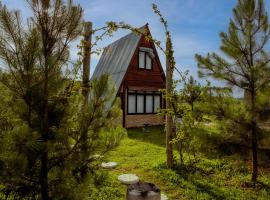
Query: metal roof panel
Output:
[[92, 28, 144, 98]]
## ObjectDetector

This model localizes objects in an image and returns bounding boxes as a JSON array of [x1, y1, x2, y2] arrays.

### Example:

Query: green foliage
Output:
[[196, 0, 270, 182], [256, 86, 270, 121], [105, 126, 270, 200], [161, 72, 206, 167], [0, 73, 125, 199], [181, 76, 202, 110], [0, 0, 125, 197], [0, 83, 39, 198], [195, 0, 270, 101], [44, 75, 125, 197], [89, 186, 123, 200], [88, 171, 123, 200], [197, 87, 254, 155], [171, 104, 203, 166], [99, 126, 127, 150]]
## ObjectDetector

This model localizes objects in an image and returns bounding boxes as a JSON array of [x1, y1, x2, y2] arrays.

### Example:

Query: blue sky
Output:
[[2, 0, 270, 86]]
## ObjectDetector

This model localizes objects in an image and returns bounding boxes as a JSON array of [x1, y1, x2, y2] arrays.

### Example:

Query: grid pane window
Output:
[[137, 95, 144, 113], [146, 95, 153, 113], [154, 96, 161, 112], [127, 91, 162, 114], [128, 95, 136, 113]]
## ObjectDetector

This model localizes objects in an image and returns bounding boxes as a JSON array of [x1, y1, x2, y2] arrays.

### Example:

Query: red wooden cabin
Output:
[[92, 25, 165, 128]]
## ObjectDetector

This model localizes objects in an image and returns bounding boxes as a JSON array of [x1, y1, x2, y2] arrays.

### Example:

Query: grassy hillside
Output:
[[98, 126, 270, 200]]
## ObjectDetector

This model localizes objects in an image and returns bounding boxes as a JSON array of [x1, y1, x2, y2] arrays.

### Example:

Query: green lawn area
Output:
[[102, 126, 270, 200]]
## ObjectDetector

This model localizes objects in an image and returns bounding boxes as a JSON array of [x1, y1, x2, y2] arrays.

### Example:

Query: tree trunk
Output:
[[41, 65, 49, 200], [82, 22, 92, 105], [81, 21, 92, 177], [165, 34, 173, 168], [27, 104, 32, 126], [249, 29, 258, 182], [251, 122, 258, 183], [251, 90, 258, 183], [40, 152, 48, 200]]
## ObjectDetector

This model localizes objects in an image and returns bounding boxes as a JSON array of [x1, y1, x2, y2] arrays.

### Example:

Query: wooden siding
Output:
[[123, 35, 165, 89], [119, 34, 165, 128]]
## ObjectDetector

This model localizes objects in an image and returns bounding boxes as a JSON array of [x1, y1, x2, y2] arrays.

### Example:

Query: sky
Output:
[[2, 0, 270, 87]]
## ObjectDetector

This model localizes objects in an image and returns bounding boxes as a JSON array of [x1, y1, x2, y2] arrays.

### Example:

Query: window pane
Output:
[[137, 95, 144, 113], [154, 95, 161, 112], [146, 95, 153, 113], [146, 54, 152, 69], [139, 51, 145, 68], [128, 95, 136, 113]]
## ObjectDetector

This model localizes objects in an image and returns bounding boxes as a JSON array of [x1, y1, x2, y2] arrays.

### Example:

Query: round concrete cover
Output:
[[118, 174, 139, 184], [101, 162, 117, 169]]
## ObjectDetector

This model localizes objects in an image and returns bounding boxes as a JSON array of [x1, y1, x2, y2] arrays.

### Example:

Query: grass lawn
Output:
[[102, 126, 270, 200]]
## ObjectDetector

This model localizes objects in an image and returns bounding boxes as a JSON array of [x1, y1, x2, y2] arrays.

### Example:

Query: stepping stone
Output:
[[101, 162, 117, 169], [89, 154, 103, 160], [118, 174, 139, 185], [161, 193, 168, 200]]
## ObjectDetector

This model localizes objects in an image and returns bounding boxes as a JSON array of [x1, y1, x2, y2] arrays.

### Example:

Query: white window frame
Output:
[[127, 91, 162, 115]]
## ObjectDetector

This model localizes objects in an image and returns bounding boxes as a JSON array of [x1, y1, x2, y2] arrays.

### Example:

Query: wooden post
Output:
[[165, 33, 173, 168], [81, 21, 92, 177]]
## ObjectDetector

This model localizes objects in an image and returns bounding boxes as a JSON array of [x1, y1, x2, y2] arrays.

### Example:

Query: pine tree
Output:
[[196, 0, 270, 183], [27, 1, 82, 198], [0, 1, 126, 198], [181, 76, 202, 111]]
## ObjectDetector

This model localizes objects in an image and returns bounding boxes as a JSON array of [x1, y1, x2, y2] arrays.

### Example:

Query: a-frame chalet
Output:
[[92, 25, 165, 128]]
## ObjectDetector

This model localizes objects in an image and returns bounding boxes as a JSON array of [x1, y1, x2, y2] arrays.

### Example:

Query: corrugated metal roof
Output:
[[91, 26, 146, 99]]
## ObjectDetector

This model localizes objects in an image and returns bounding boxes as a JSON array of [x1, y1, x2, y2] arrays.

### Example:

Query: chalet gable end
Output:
[[92, 24, 165, 128]]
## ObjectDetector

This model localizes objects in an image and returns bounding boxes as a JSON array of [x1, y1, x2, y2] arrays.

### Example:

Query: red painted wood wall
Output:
[[122, 35, 166, 89]]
